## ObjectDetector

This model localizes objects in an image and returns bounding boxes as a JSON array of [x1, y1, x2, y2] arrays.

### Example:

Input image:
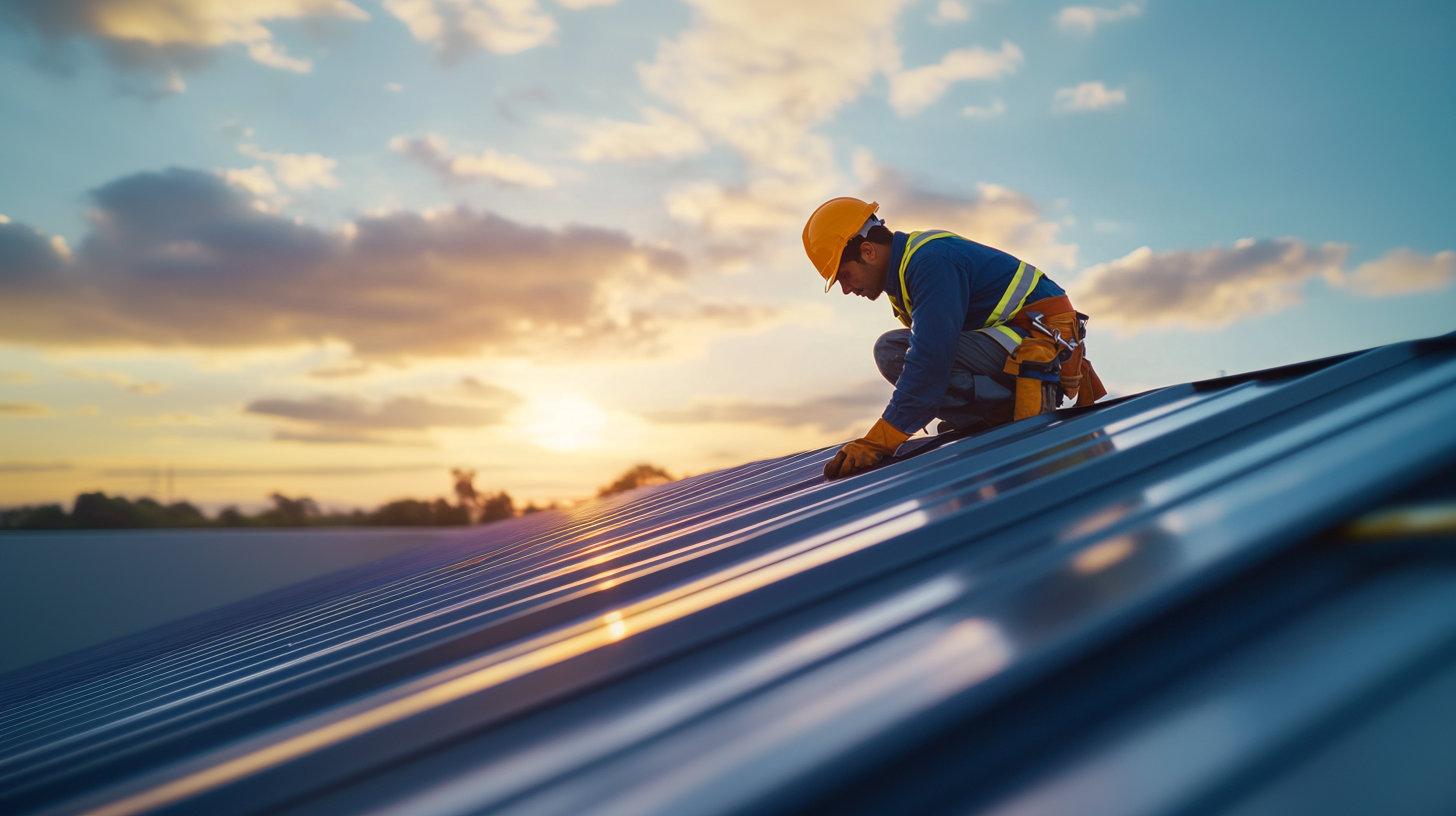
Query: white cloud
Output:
[[453, 151, 557, 188], [928, 1, 969, 25], [1053, 81, 1127, 112], [664, 179, 810, 233], [222, 166, 279, 196], [607, 1, 1028, 239], [390, 133, 557, 188], [0, 167, 695, 360], [574, 108, 709, 163], [246, 389, 522, 443], [4, 0, 369, 75], [1044, 240, 1454, 332], [383, 0, 557, 58], [1345, 248, 1456, 296], [1071, 238, 1348, 331], [963, 98, 1006, 119], [65, 368, 167, 394], [385, 82, 404, 92], [237, 144, 340, 189], [630, 0, 1035, 240], [555, 0, 621, 7], [245, 39, 313, 72], [125, 412, 207, 426], [928, 0, 1004, 25], [859, 152, 1078, 271], [888, 42, 1023, 116], [632, 0, 918, 235], [1056, 3, 1141, 34], [851, 146, 878, 186], [0, 402, 53, 417], [640, 0, 905, 182]]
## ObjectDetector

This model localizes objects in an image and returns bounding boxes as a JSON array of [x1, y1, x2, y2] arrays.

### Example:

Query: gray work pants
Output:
[[874, 328, 1017, 430]]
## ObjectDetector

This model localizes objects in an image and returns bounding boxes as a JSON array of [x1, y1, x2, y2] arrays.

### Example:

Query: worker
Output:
[[804, 197, 1106, 480]]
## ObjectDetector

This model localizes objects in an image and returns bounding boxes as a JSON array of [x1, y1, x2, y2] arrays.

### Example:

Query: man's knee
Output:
[[874, 329, 912, 385]]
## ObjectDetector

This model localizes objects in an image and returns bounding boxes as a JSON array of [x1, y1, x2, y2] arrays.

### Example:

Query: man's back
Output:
[[887, 232, 1065, 331]]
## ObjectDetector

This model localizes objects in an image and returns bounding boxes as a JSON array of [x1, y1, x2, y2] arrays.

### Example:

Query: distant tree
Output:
[[257, 493, 319, 527], [433, 499, 469, 525], [520, 501, 560, 515], [597, 464, 675, 498], [71, 492, 144, 528], [217, 506, 252, 527], [451, 468, 480, 513], [1, 504, 70, 530], [369, 498, 469, 526], [340, 509, 372, 526], [2, 481, 530, 532], [4, 494, 210, 530], [130, 498, 210, 527], [479, 491, 515, 522]]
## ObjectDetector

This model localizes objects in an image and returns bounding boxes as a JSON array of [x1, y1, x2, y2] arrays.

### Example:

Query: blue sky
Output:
[[1, 0, 1452, 509]]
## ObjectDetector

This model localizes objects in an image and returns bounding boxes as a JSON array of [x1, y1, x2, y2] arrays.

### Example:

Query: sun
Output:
[[521, 397, 609, 452]]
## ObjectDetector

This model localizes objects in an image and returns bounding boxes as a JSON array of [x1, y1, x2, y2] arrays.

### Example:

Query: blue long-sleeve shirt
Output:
[[880, 231, 1065, 434]]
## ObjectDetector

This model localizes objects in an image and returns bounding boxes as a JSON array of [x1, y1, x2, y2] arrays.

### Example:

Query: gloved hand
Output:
[[824, 418, 912, 480]]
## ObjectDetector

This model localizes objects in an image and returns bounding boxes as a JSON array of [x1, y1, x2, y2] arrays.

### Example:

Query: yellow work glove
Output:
[[823, 418, 912, 480]]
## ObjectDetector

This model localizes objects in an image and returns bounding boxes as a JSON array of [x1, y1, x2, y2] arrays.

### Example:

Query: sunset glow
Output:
[[0, 1, 1451, 511], [522, 398, 609, 453]]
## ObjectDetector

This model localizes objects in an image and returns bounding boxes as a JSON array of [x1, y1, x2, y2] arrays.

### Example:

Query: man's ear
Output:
[[859, 241, 879, 264]]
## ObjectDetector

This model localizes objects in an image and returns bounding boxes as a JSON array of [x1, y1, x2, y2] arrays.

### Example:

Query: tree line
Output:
[[0, 464, 676, 531]]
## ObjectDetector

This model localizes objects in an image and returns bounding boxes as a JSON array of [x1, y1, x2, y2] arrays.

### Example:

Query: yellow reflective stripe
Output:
[[983, 261, 1044, 328], [984, 261, 1026, 327], [889, 283, 911, 327], [977, 324, 1024, 354], [892, 230, 957, 328], [888, 232, 1040, 331]]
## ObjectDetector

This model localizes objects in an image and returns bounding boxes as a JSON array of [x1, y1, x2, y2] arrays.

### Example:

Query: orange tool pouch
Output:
[[1002, 296, 1108, 420]]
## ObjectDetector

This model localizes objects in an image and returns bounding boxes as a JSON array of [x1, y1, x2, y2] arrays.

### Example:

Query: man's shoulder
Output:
[[907, 233, 964, 262], [907, 233, 1017, 271], [902, 237, 969, 298]]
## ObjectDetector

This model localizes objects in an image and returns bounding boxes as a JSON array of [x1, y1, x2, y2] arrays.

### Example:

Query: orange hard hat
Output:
[[803, 197, 880, 292]]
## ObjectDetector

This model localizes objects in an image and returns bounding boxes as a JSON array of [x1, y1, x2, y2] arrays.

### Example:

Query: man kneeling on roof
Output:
[[805, 197, 1107, 481]]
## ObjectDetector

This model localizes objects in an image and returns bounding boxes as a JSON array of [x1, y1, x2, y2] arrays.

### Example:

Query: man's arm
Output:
[[882, 253, 971, 434], [821, 250, 971, 481]]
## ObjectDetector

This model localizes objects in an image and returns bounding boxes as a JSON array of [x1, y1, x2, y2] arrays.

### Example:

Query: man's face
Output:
[[836, 240, 890, 300]]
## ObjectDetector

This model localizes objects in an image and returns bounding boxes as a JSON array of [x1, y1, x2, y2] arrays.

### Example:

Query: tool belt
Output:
[[1001, 295, 1108, 420]]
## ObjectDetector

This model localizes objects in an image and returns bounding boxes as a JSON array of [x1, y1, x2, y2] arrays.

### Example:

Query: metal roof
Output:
[[5, 331, 1456, 816]]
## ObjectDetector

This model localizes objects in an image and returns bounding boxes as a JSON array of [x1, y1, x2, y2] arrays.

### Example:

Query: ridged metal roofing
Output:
[[4, 331, 1456, 816]]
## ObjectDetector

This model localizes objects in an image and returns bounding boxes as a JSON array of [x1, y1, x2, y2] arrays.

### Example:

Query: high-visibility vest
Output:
[[885, 230, 1044, 354]]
